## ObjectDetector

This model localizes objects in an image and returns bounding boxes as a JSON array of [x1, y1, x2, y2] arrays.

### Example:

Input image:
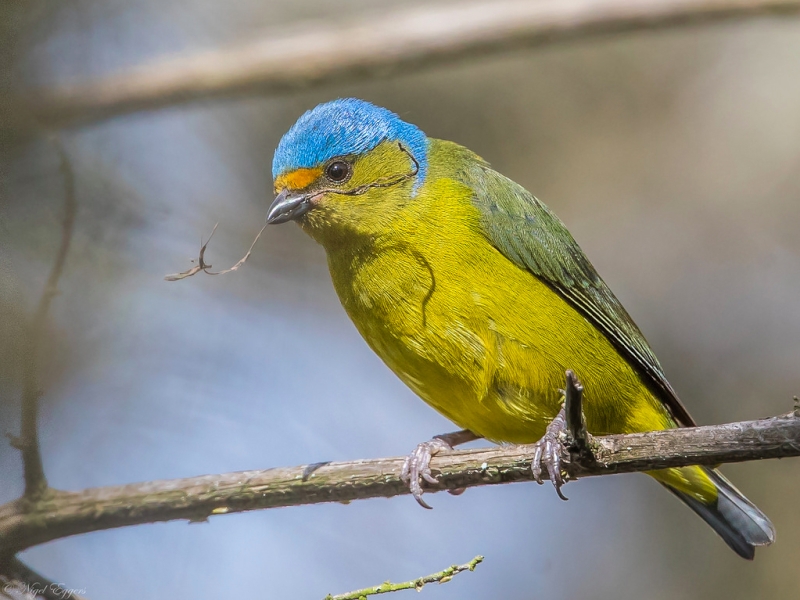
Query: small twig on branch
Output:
[[0, 557, 88, 600], [0, 410, 797, 557], [13, 138, 77, 499], [9, 0, 800, 129], [324, 555, 484, 600]]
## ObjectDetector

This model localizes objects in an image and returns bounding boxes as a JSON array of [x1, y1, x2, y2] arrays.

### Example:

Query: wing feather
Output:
[[460, 159, 694, 427]]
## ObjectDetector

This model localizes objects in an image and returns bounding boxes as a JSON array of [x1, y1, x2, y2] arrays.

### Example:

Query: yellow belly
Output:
[[323, 179, 674, 445]]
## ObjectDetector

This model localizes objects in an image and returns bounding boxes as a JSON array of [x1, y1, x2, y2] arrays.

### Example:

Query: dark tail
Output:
[[664, 467, 775, 560]]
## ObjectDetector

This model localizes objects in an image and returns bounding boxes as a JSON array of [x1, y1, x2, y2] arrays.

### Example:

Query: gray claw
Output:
[[531, 444, 544, 484], [530, 407, 570, 501], [400, 437, 453, 509]]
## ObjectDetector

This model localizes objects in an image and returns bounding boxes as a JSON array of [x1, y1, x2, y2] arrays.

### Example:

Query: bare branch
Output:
[[10, 0, 800, 130], [13, 138, 77, 498], [0, 411, 797, 557], [324, 555, 483, 600]]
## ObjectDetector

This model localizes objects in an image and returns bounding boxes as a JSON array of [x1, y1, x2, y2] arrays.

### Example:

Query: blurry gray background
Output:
[[2, 1, 799, 598]]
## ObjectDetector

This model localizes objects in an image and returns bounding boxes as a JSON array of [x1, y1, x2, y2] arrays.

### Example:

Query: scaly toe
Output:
[[530, 407, 570, 500], [531, 444, 544, 484], [545, 447, 568, 501], [401, 438, 453, 509]]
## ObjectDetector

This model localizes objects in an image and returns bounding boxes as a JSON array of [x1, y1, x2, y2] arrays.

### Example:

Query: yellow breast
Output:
[[321, 176, 673, 444]]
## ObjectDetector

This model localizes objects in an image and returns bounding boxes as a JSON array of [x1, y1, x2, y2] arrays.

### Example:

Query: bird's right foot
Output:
[[400, 429, 480, 509]]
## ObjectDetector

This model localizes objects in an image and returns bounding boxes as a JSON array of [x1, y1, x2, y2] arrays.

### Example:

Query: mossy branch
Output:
[[324, 556, 483, 600], [0, 410, 798, 558]]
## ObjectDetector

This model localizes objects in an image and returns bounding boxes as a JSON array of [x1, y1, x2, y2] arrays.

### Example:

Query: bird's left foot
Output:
[[401, 429, 480, 509], [531, 406, 570, 501]]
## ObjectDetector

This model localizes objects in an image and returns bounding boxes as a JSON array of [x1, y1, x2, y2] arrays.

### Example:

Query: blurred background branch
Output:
[[1, 139, 80, 599], [10, 0, 800, 130], [1, 411, 797, 556], [11, 139, 76, 499]]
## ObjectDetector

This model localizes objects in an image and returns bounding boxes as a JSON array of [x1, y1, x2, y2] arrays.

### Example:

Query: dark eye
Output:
[[325, 160, 351, 183]]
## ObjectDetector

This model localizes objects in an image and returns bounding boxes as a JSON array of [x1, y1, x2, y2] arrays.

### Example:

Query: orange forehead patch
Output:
[[275, 167, 323, 192]]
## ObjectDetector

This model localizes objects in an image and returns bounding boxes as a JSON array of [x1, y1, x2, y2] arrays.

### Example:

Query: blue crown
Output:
[[273, 98, 428, 190]]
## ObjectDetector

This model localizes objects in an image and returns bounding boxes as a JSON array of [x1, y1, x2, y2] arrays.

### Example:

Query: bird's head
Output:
[[269, 99, 428, 242]]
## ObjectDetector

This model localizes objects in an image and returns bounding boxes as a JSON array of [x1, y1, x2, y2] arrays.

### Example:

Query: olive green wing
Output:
[[463, 160, 694, 427]]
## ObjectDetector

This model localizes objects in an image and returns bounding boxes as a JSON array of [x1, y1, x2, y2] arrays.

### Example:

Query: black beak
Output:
[[267, 189, 312, 224]]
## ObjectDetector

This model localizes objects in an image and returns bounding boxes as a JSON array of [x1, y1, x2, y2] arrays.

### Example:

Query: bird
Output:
[[267, 98, 774, 559]]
